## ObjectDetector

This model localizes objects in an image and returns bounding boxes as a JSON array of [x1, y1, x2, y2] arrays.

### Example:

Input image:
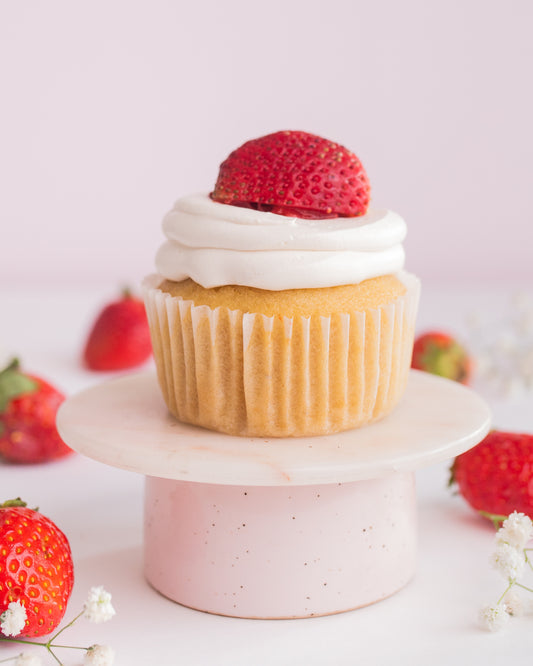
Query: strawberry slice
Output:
[[210, 130, 370, 219]]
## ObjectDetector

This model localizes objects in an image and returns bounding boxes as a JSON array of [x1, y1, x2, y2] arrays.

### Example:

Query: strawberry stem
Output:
[[0, 498, 27, 509], [447, 461, 457, 488], [0, 358, 20, 375]]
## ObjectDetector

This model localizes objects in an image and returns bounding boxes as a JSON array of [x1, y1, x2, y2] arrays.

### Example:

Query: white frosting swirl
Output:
[[155, 194, 406, 290]]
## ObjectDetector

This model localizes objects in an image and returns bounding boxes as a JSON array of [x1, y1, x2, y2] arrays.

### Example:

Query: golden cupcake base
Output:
[[143, 272, 420, 437]]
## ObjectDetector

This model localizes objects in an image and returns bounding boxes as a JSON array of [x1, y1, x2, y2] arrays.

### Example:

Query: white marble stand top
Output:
[[57, 369, 491, 486]]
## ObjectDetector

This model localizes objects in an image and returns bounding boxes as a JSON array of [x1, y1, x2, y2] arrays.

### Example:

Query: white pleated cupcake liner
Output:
[[143, 272, 420, 437]]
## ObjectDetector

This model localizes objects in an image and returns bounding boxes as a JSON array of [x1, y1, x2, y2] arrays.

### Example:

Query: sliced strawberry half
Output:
[[210, 130, 370, 219]]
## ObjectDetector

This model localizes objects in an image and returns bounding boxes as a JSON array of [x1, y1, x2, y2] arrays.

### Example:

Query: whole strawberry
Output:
[[83, 288, 152, 371], [451, 431, 533, 519], [411, 331, 471, 384], [211, 130, 370, 219], [0, 360, 72, 464], [0, 499, 74, 637]]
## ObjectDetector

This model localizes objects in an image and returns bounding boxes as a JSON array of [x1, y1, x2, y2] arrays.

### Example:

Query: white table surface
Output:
[[1, 281, 532, 665]]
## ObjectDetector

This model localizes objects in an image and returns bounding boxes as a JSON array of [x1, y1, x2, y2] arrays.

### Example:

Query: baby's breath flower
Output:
[[479, 603, 510, 631], [84, 644, 115, 665], [490, 542, 526, 581], [0, 586, 116, 663], [0, 600, 27, 637], [84, 587, 116, 624], [15, 652, 42, 666], [497, 511, 533, 550], [478, 511, 533, 632]]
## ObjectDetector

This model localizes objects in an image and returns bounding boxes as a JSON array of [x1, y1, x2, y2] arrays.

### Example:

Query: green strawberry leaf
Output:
[[0, 359, 38, 412]]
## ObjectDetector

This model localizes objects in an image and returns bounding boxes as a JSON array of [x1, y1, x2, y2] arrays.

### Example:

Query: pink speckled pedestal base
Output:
[[57, 371, 491, 619], [144, 474, 416, 618]]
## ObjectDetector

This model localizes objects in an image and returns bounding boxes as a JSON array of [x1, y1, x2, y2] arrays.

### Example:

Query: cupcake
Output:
[[143, 130, 420, 437]]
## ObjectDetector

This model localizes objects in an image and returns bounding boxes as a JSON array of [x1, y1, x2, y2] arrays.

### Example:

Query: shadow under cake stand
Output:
[[57, 369, 491, 619]]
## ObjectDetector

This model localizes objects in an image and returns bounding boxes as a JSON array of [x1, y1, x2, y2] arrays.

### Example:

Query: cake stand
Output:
[[57, 369, 491, 619]]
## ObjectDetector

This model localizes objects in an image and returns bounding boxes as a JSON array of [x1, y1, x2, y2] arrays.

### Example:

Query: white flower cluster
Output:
[[497, 511, 533, 551], [84, 644, 116, 665], [490, 541, 526, 580], [466, 291, 533, 399], [84, 586, 116, 624], [479, 603, 510, 632], [480, 511, 533, 631], [0, 600, 27, 637], [0, 587, 116, 665]]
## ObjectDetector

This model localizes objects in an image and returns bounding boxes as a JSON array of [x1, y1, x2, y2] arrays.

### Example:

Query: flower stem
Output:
[[47, 647, 63, 665], [0, 637, 87, 650], [515, 582, 533, 594], [0, 637, 49, 647], [47, 609, 85, 645], [496, 581, 514, 605], [479, 510, 508, 528]]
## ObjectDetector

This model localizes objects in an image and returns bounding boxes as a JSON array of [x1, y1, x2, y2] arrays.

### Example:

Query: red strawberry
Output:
[[411, 331, 472, 384], [0, 360, 72, 464], [210, 130, 370, 219], [0, 499, 74, 637], [83, 288, 152, 371], [451, 431, 533, 520]]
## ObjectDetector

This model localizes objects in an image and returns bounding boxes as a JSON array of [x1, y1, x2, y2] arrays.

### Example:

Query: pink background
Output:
[[1, 1, 532, 288]]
